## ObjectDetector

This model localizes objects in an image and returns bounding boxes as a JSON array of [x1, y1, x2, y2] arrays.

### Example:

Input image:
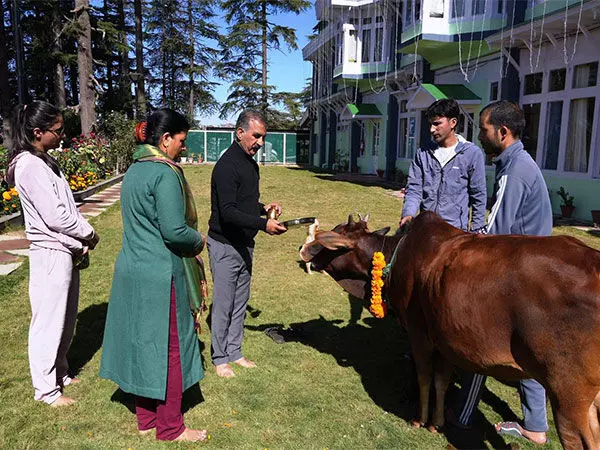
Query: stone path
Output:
[[0, 183, 121, 276]]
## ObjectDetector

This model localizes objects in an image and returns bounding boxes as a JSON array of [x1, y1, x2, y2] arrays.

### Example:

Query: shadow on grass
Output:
[[110, 384, 205, 415], [68, 302, 108, 375], [251, 300, 520, 449], [588, 229, 600, 238]]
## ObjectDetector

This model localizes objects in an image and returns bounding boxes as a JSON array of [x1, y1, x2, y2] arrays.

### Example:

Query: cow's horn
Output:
[[347, 214, 354, 224], [357, 212, 363, 221], [362, 213, 370, 223]]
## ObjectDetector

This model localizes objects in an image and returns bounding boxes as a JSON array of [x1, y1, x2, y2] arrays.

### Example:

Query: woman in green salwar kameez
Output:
[[100, 109, 208, 442]]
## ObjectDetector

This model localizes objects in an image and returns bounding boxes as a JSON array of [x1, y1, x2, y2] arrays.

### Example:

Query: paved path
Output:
[[0, 183, 121, 276]]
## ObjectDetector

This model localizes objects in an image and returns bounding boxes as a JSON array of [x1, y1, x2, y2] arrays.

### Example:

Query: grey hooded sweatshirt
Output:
[[402, 136, 487, 231], [9, 151, 94, 254]]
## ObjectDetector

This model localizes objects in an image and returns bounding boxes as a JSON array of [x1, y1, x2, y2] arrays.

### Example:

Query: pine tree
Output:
[[146, 0, 219, 122], [218, 0, 310, 123]]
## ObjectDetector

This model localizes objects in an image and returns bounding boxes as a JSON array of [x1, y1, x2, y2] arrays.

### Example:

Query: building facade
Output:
[[303, 0, 600, 221]]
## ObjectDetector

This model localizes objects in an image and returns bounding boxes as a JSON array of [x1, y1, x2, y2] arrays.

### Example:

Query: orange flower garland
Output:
[[369, 251, 387, 318]]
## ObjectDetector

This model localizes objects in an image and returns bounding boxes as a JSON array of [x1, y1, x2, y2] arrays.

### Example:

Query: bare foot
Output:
[[50, 396, 76, 407], [174, 428, 208, 442], [233, 357, 256, 368], [66, 377, 81, 386], [215, 363, 235, 378], [138, 428, 154, 436], [495, 421, 548, 445]]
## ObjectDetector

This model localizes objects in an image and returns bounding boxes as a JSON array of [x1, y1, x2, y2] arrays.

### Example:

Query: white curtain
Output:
[[566, 98, 591, 172], [573, 64, 591, 89]]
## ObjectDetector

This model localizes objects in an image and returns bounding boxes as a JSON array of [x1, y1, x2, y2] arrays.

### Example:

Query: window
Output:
[[376, 16, 384, 23], [374, 28, 384, 61], [572, 62, 598, 88], [524, 72, 543, 95], [415, 0, 421, 21], [543, 101, 562, 170], [472, 0, 485, 15], [565, 97, 595, 172], [522, 103, 540, 160], [361, 29, 371, 63], [372, 122, 381, 156], [406, 0, 413, 25], [490, 81, 499, 101], [497, 0, 503, 14], [347, 30, 357, 62], [397, 117, 408, 158], [451, 0, 465, 18], [349, 18, 359, 25], [362, 17, 372, 25], [549, 68, 566, 92], [400, 100, 408, 113], [430, 0, 444, 17]]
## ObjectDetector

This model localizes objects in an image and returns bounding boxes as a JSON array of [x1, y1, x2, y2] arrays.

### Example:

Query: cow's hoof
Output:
[[410, 420, 426, 428], [427, 424, 441, 433]]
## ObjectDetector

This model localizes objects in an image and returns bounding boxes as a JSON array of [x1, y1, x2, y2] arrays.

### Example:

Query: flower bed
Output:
[[1, 186, 20, 216], [51, 133, 111, 192]]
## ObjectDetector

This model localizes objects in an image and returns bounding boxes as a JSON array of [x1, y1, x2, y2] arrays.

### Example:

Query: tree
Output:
[[75, 0, 96, 133], [218, 0, 310, 120], [133, 0, 146, 118], [146, 0, 219, 122]]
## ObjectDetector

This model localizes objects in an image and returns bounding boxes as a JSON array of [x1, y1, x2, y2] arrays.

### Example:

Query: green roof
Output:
[[398, 40, 494, 70], [346, 103, 382, 117], [421, 84, 480, 101]]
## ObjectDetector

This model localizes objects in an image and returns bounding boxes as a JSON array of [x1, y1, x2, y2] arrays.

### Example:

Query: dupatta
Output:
[[133, 144, 208, 337]]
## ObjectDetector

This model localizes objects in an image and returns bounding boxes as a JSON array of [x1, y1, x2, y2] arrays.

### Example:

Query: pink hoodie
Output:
[[10, 151, 94, 254]]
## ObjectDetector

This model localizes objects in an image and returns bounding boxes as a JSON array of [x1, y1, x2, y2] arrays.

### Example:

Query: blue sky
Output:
[[199, 7, 316, 126]]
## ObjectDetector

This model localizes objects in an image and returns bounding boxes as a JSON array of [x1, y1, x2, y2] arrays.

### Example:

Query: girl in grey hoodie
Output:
[[6, 101, 99, 407]]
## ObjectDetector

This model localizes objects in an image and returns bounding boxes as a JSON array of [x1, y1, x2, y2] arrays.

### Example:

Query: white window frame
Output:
[[521, 58, 600, 179]]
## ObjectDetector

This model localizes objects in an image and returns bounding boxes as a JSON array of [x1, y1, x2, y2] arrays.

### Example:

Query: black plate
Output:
[[281, 217, 316, 228]]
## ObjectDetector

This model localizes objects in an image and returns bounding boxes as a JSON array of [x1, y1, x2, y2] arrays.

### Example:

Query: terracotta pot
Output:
[[560, 204, 575, 218], [591, 210, 600, 228]]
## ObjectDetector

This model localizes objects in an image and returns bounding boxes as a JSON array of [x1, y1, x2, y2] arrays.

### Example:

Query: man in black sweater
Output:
[[207, 109, 286, 378]]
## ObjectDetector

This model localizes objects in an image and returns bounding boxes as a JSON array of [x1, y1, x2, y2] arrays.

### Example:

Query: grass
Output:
[[1, 165, 598, 449]]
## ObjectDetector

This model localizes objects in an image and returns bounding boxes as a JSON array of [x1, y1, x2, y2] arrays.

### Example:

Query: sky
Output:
[[198, 7, 316, 126]]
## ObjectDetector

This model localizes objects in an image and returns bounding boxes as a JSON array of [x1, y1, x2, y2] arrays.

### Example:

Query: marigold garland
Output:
[[369, 251, 387, 318]]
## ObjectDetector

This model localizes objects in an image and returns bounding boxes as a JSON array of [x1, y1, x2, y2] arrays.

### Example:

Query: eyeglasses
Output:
[[47, 126, 64, 136]]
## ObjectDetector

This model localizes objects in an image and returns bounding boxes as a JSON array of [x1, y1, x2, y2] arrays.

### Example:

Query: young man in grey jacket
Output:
[[400, 98, 487, 232], [448, 101, 552, 445]]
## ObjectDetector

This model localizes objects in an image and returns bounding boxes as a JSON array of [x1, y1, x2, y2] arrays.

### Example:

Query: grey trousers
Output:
[[455, 373, 548, 432], [207, 236, 254, 366]]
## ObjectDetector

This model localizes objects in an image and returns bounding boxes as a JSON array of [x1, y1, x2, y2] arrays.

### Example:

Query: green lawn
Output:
[[1, 166, 598, 449]]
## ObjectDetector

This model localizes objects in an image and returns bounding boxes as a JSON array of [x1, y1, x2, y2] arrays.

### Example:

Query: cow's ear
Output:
[[299, 241, 324, 262], [372, 226, 391, 236], [316, 231, 356, 251]]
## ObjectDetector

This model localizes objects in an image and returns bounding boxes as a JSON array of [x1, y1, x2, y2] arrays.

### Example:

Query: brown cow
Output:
[[299, 211, 600, 450]]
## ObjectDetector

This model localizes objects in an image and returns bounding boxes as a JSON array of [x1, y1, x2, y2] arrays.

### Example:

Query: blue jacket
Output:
[[402, 138, 487, 231], [487, 140, 552, 236]]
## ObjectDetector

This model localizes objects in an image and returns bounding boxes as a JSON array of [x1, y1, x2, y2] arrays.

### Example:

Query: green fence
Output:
[[185, 129, 309, 164]]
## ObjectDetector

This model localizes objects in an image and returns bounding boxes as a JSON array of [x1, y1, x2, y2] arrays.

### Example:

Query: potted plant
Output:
[[557, 186, 575, 219], [376, 168, 385, 178]]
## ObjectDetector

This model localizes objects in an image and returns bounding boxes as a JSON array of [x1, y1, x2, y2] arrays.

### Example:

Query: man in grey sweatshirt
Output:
[[400, 98, 487, 232], [448, 101, 552, 445]]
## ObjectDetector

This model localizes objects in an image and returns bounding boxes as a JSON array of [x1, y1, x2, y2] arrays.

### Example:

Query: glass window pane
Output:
[[375, 28, 383, 61], [398, 118, 408, 158], [361, 29, 371, 63], [549, 68, 566, 92], [572, 62, 598, 88], [452, 0, 464, 18], [522, 103, 540, 160], [543, 101, 562, 170], [472, 0, 485, 15], [490, 81, 498, 101], [566, 97, 595, 172], [430, 0, 444, 17], [524, 73, 543, 95], [348, 30, 357, 62], [415, 0, 421, 20]]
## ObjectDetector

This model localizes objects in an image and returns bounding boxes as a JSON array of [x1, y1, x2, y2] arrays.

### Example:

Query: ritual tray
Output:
[[281, 217, 316, 229]]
